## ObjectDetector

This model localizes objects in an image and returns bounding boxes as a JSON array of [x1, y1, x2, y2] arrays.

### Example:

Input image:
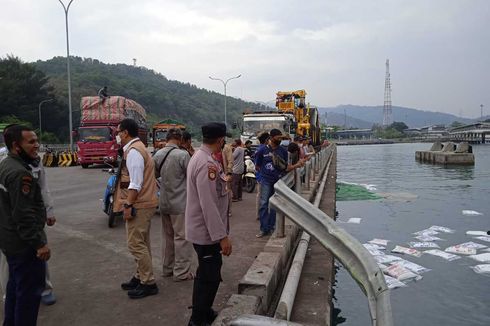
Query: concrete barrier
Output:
[[212, 295, 262, 326]]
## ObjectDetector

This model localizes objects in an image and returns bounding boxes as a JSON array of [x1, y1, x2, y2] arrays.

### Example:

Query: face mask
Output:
[[116, 135, 122, 145]]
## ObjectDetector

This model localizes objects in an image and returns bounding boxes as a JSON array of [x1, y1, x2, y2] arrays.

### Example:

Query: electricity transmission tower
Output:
[[383, 59, 393, 126]]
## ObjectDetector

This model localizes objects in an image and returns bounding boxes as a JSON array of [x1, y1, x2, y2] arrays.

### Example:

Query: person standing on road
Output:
[[114, 118, 159, 299], [254, 129, 304, 238], [181, 131, 195, 157], [221, 139, 233, 216], [254, 132, 269, 220], [231, 139, 245, 202], [185, 122, 232, 326], [0, 125, 51, 325], [153, 128, 194, 281]]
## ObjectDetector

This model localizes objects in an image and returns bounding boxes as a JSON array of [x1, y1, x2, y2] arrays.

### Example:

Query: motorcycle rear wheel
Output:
[[243, 176, 256, 193]]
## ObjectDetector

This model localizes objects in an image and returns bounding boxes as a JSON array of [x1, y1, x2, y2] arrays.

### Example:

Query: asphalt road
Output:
[[0, 165, 267, 326]]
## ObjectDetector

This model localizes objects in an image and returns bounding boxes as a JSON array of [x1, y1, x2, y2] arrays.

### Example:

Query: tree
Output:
[[450, 121, 465, 128], [390, 121, 408, 132]]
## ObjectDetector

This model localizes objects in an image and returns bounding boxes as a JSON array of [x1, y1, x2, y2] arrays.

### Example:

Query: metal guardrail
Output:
[[269, 145, 393, 326]]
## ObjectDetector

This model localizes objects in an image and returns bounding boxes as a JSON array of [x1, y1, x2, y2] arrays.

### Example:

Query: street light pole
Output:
[[58, 0, 75, 150], [38, 99, 54, 146], [209, 74, 242, 127]]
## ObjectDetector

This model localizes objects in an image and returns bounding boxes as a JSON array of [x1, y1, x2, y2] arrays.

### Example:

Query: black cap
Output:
[[202, 122, 227, 139]]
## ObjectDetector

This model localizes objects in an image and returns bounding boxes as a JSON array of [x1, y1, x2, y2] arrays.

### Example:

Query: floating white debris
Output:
[[392, 245, 422, 257], [413, 229, 439, 236], [409, 242, 440, 249], [360, 184, 377, 191], [384, 263, 422, 282], [347, 218, 362, 224], [363, 243, 386, 250], [474, 236, 490, 243], [470, 264, 490, 275], [369, 238, 389, 246], [415, 235, 443, 242], [445, 246, 477, 256], [383, 275, 407, 289], [462, 210, 483, 216], [393, 260, 431, 274], [457, 242, 487, 250], [466, 231, 487, 236], [468, 253, 490, 263], [374, 255, 403, 264], [428, 225, 455, 233], [366, 248, 385, 256], [424, 249, 460, 261]]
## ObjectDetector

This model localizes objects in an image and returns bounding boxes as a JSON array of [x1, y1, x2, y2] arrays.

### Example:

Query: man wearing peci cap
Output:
[[185, 122, 232, 326], [254, 129, 304, 237]]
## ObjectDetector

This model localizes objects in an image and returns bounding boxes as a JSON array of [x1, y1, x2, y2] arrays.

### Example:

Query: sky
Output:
[[1, 0, 489, 118]]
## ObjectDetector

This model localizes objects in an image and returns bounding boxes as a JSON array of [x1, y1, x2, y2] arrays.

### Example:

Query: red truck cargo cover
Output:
[[80, 96, 147, 123]]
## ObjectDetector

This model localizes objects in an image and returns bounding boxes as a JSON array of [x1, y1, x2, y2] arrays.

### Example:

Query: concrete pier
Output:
[[415, 142, 474, 165]]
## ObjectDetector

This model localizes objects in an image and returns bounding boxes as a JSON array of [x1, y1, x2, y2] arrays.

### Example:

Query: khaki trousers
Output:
[[160, 212, 192, 279], [126, 207, 155, 284]]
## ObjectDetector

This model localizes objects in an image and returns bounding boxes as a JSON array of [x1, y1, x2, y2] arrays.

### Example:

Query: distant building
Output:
[[419, 125, 448, 138], [333, 129, 373, 140]]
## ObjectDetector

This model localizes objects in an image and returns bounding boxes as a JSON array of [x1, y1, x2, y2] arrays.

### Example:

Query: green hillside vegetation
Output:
[[1, 55, 265, 142]]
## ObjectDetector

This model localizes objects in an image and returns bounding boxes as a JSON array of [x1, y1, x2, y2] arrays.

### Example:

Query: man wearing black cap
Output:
[[255, 129, 304, 237], [185, 122, 232, 326]]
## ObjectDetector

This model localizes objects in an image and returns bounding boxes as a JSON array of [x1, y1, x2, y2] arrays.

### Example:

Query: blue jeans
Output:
[[258, 181, 276, 234], [4, 249, 46, 326]]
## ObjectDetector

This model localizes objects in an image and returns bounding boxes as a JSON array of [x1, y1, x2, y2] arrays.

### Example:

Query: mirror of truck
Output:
[[72, 129, 79, 141]]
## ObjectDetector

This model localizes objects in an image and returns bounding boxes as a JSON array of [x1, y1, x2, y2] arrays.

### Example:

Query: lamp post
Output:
[[58, 0, 75, 150], [209, 74, 242, 127], [38, 99, 54, 146]]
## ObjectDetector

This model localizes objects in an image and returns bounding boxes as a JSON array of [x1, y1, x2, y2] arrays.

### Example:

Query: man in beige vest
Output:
[[114, 118, 159, 299]]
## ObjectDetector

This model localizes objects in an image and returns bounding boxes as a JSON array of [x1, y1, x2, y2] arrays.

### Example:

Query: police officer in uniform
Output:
[[185, 122, 232, 326], [0, 125, 50, 325]]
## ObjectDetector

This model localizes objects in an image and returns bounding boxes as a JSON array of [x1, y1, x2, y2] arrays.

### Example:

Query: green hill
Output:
[[34, 56, 264, 138]]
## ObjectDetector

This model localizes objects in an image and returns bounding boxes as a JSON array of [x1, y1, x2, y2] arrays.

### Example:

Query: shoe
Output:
[[188, 320, 211, 326], [174, 272, 195, 282], [41, 292, 56, 305], [256, 231, 270, 238], [128, 283, 158, 299], [121, 276, 140, 291]]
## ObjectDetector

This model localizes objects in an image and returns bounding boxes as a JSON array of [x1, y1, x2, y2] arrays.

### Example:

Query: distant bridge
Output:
[[448, 122, 490, 144]]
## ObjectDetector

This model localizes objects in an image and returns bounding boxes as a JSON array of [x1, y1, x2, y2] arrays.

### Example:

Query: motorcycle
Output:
[[242, 155, 256, 193], [102, 159, 121, 228]]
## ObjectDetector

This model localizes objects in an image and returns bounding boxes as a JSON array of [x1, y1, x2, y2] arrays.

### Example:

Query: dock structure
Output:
[[415, 142, 475, 165], [448, 122, 490, 144]]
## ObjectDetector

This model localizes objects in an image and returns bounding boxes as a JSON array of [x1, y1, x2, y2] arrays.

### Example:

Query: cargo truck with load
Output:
[[76, 96, 148, 168], [152, 119, 186, 151], [239, 90, 320, 147]]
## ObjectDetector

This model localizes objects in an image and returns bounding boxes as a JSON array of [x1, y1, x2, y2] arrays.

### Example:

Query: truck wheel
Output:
[[108, 201, 116, 228], [81, 163, 89, 169]]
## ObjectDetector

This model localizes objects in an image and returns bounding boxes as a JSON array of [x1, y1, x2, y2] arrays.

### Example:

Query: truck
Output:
[[152, 119, 186, 151], [76, 96, 148, 168], [240, 90, 321, 147]]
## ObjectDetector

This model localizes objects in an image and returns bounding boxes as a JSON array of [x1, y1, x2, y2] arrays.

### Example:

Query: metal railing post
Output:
[[311, 156, 316, 182], [294, 168, 302, 194], [305, 161, 311, 191], [275, 212, 285, 238]]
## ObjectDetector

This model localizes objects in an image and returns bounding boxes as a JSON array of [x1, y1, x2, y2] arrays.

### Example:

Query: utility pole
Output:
[[209, 74, 242, 127], [38, 99, 54, 146], [58, 0, 75, 150], [133, 58, 137, 67], [481, 104, 484, 121]]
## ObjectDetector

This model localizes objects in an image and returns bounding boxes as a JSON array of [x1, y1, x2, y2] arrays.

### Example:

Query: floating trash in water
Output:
[[374, 254, 403, 264], [466, 231, 488, 236], [456, 241, 487, 250], [360, 183, 377, 191], [365, 247, 385, 256], [470, 264, 490, 275], [369, 238, 389, 246], [474, 236, 490, 243], [394, 259, 431, 274], [424, 249, 460, 261], [468, 253, 490, 263], [363, 243, 385, 250], [445, 246, 477, 256], [428, 225, 455, 234], [383, 275, 407, 289], [413, 229, 440, 236], [377, 192, 418, 202], [384, 263, 422, 282], [336, 182, 382, 201], [347, 218, 362, 224], [462, 210, 483, 216], [415, 235, 443, 242], [392, 245, 422, 257], [409, 242, 440, 249]]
